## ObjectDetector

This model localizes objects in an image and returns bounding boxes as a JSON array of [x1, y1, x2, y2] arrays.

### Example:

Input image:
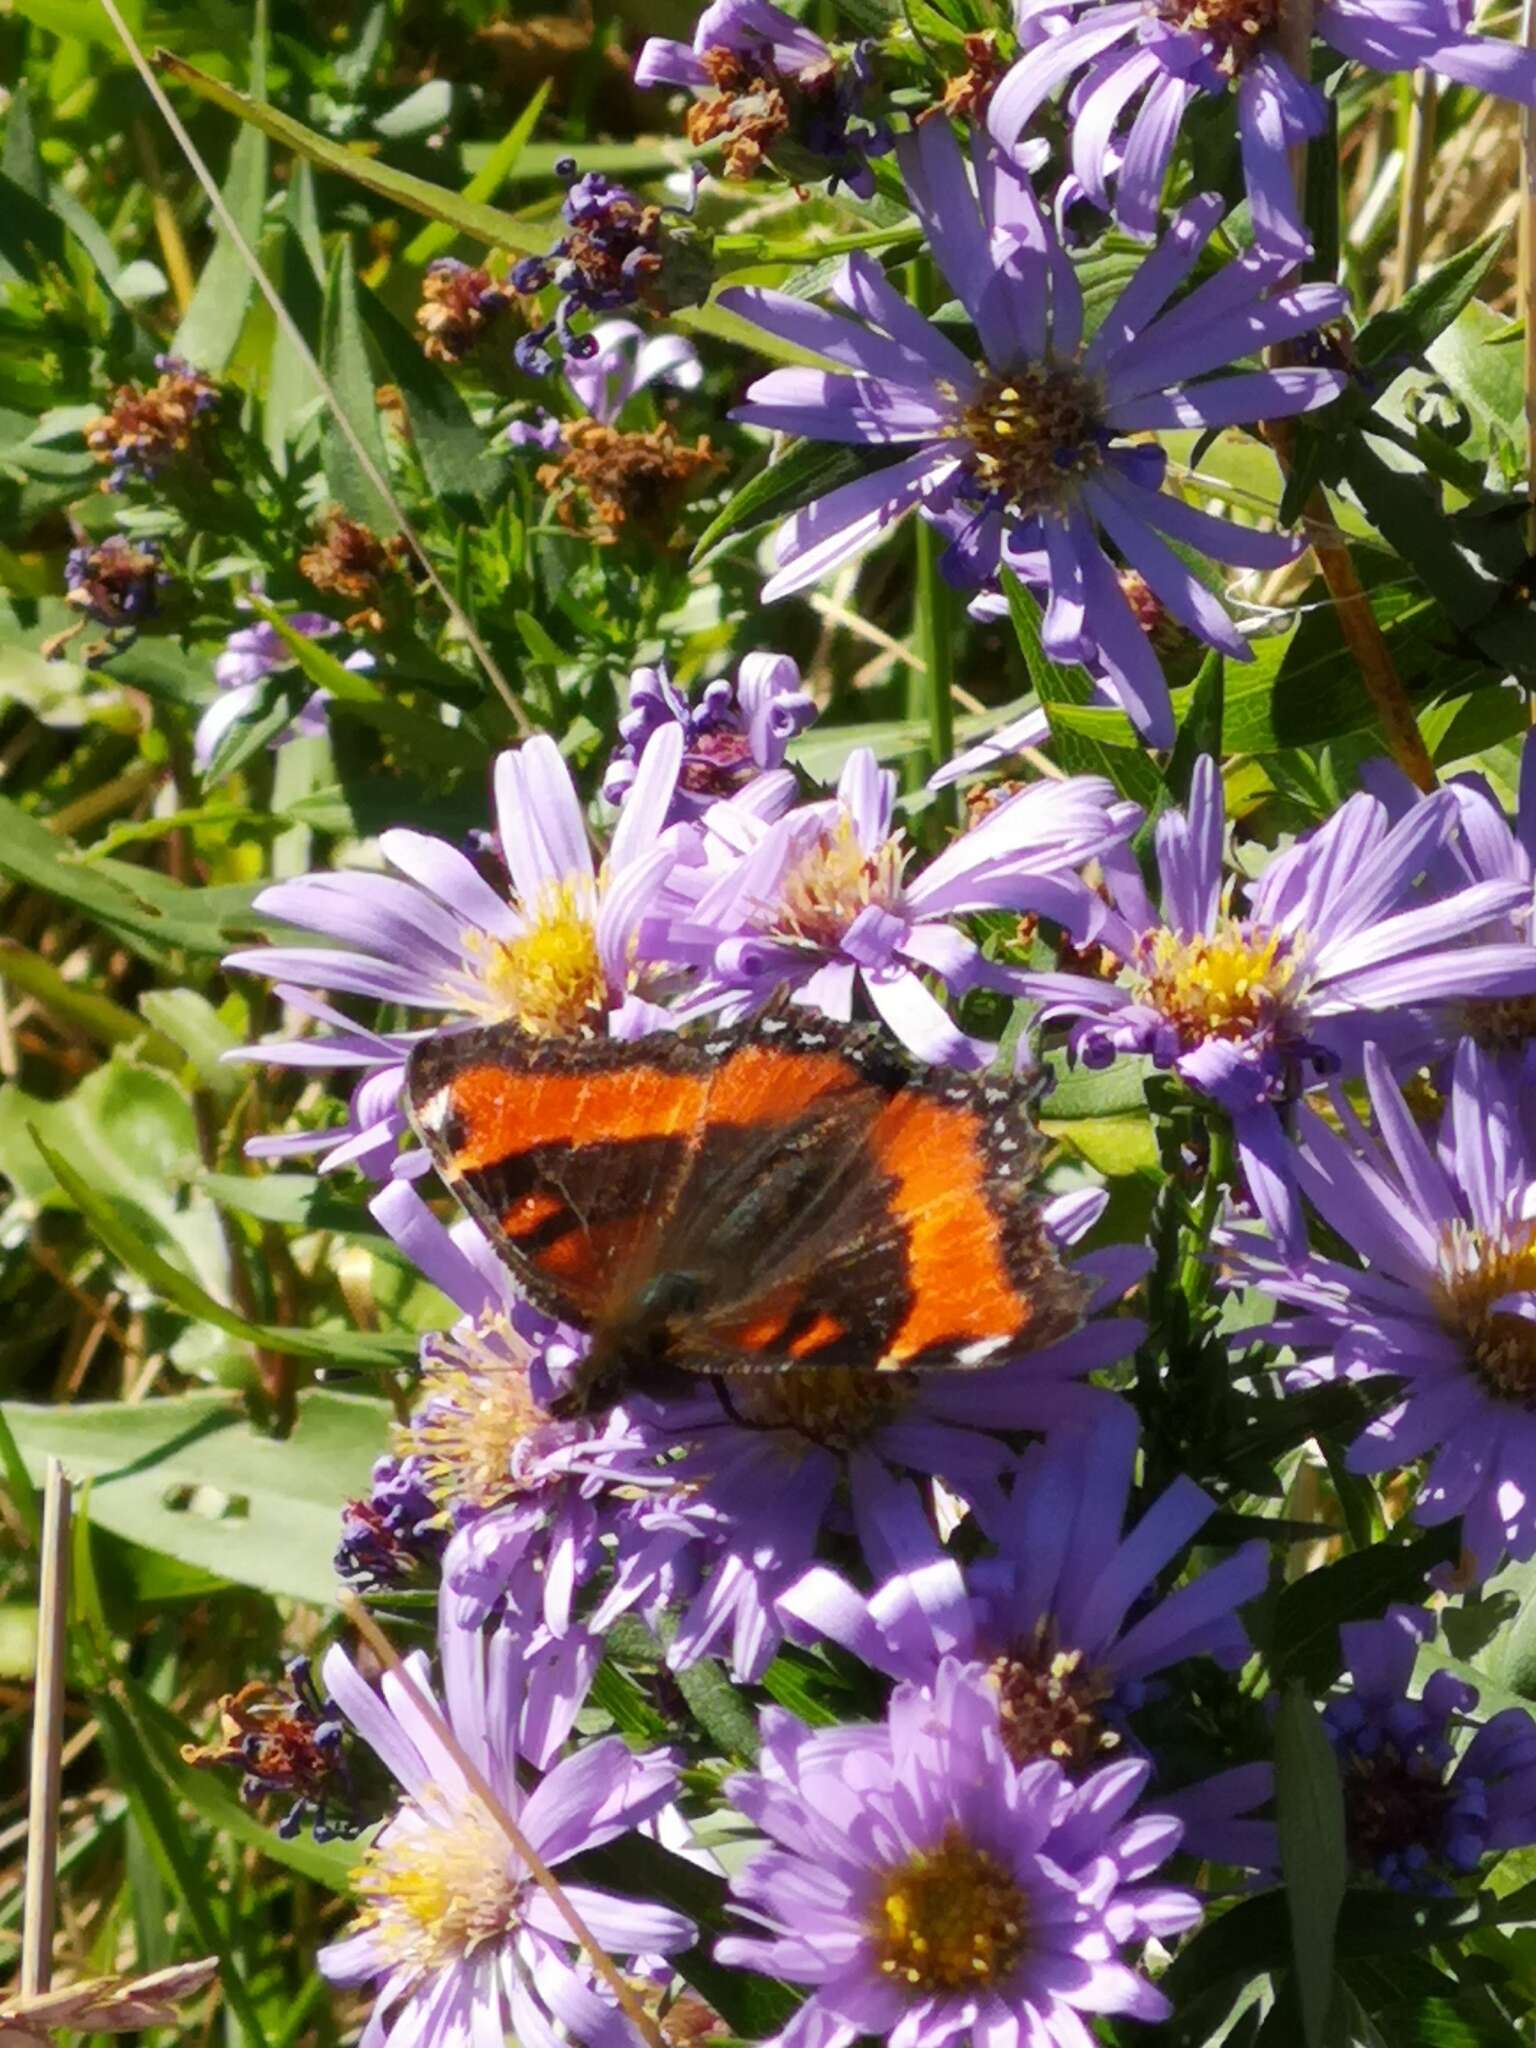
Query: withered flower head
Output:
[[84, 353, 218, 490], [181, 1657, 367, 1841], [64, 533, 165, 629], [925, 33, 1009, 124], [298, 511, 404, 628], [415, 258, 510, 362], [536, 418, 722, 544]]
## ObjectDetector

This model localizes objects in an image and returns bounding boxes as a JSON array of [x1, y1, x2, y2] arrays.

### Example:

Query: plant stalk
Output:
[[1394, 71, 1437, 301], [1269, 0, 1437, 791], [22, 1460, 72, 1998]]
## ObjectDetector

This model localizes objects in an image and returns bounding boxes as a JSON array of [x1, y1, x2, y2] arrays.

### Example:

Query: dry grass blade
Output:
[[21, 1460, 72, 1999], [93, 0, 530, 734]]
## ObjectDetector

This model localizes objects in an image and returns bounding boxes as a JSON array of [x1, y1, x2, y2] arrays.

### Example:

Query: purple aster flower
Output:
[[553, 1186, 1148, 1682], [1322, 1606, 1536, 1891], [1220, 1039, 1536, 1582], [989, 0, 1536, 266], [193, 614, 375, 771], [718, 1658, 1201, 2048], [64, 533, 166, 630], [318, 1633, 694, 2048], [636, 0, 889, 198], [511, 166, 712, 375], [720, 124, 1346, 745], [225, 728, 691, 1174], [655, 748, 1137, 1065], [603, 651, 816, 818], [780, 1405, 1266, 1805], [1008, 755, 1536, 1257]]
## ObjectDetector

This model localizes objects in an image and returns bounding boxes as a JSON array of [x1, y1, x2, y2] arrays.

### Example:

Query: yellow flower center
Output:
[[1137, 917, 1302, 1046], [726, 1366, 915, 1449], [1435, 1221, 1536, 1405], [351, 1801, 518, 1974], [954, 366, 1106, 512], [470, 877, 609, 1037], [987, 1629, 1120, 1773], [400, 1322, 549, 1515], [774, 813, 906, 949], [872, 1823, 1029, 1993]]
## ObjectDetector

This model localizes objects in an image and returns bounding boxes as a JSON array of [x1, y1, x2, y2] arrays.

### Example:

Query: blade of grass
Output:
[[21, 1461, 70, 1996], [403, 80, 551, 266]]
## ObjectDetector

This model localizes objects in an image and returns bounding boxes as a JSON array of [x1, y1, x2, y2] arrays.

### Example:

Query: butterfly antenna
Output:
[[339, 1595, 669, 2048], [93, 0, 530, 735]]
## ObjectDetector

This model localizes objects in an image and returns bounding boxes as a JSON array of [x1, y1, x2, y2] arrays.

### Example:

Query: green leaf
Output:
[[201, 667, 314, 781], [246, 598, 384, 701], [1276, 1683, 1347, 2048], [172, 119, 267, 373], [320, 238, 395, 528], [1355, 227, 1509, 370], [357, 286, 500, 516], [404, 81, 552, 266], [31, 1129, 418, 1369], [1269, 1530, 1458, 1688], [1041, 1111, 1159, 1176], [6, 1390, 387, 1606], [156, 51, 547, 254], [691, 440, 878, 567], [137, 988, 244, 1100], [1001, 573, 1164, 808], [672, 1654, 761, 1763]]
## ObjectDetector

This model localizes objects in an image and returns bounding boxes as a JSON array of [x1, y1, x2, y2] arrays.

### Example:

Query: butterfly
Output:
[[405, 1013, 1086, 1417]]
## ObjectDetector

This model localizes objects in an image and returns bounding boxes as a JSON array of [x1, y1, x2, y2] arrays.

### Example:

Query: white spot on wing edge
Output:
[[414, 1085, 454, 1137]]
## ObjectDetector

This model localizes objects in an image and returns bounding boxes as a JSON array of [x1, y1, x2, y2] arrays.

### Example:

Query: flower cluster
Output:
[[64, 533, 165, 630], [84, 353, 218, 489]]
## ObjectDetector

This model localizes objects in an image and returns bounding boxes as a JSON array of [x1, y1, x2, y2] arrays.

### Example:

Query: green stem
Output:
[[1178, 1117, 1234, 1306], [913, 516, 956, 812]]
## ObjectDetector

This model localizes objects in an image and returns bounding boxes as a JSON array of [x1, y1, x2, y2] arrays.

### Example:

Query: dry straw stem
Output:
[[1268, 0, 1438, 791], [93, 0, 530, 735], [21, 1460, 72, 1999], [338, 1594, 671, 2048]]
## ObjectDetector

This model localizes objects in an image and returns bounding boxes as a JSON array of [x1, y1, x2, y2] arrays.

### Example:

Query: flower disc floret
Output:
[[774, 813, 908, 948], [1137, 918, 1303, 1047], [956, 365, 1107, 512], [988, 1632, 1119, 1772], [873, 1823, 1029, 1991], [1434, 1223, 1536, 1407], [351, 1800, 518, 1972], [470, 878, 610, 1037]]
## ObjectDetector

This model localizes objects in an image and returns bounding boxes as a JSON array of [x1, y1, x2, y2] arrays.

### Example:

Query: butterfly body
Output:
[[405, 1014, 1084, 1416]]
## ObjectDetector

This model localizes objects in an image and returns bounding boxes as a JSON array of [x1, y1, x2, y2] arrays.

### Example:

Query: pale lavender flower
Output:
[[225, 728, 690, 1174], [1007, 755, 1536, 1256], [780, 1406, 1266, 1808], [1220, 1040, 1536, 1582], [193, 614, 375, 771], [318, 1634, 693, 2048], [508, 318, 705, 449], [602, 651, 816, 817], [720, 123, 1346, 744], [655, 749, 1138, 1065], [718, 1659, 1201, 2048], [989, 0, 1536, 264], [1323, 1606, 1536, 1891]]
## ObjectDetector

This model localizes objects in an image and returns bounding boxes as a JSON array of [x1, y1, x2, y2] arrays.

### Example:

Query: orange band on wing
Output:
[[870, 1096, 1022, 1362], [500, 1190, 565, 1237], [446, 1066, 709, 1172], [444, 1047, 861, 1174], [789, 1311, 846, 1357]]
